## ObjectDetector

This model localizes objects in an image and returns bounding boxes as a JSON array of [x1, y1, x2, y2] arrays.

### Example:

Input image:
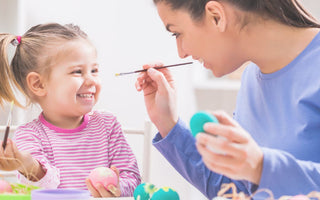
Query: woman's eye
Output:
[[172, 33, 180, 38]]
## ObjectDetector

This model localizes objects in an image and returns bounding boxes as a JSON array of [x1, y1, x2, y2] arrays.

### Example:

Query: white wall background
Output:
[[0, 0, 197, 128], [0, 0, 319, 199]]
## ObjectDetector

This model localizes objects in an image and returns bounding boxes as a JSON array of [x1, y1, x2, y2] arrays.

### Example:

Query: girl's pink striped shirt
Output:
[[13, 110, 141, 197]]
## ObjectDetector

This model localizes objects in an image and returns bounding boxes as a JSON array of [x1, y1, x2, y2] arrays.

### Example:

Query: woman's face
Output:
[[156, 2, 245, 77]]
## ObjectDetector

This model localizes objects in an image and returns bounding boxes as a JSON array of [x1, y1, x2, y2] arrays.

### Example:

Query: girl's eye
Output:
[[72, 70, 82, 74], [92, 68, 99, 73]]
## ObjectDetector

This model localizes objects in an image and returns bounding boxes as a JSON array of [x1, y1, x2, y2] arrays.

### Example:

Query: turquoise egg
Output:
[[150, 187, 179, 200], [190, 111, 219, 137], [133, 183, 157, 200]]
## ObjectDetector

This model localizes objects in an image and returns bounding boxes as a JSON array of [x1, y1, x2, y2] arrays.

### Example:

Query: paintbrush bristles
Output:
[[115, 61, 193, 76]]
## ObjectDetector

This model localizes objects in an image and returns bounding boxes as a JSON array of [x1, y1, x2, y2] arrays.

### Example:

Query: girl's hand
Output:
[[86, 165, 121, 197], [0, 139, 45, 181], [195, 111, 263, 184], [0, 139, 30, 171], [135, 63, 178, 137]]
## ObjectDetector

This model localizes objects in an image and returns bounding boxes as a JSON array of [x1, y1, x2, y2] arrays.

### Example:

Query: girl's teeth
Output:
[[78, 94, 93, 98]]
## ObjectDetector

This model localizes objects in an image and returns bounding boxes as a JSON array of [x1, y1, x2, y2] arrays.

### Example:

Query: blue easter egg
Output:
[[150, 187, 179, 200], [134, 183, 157, 200], [190, 111, 219, 137]]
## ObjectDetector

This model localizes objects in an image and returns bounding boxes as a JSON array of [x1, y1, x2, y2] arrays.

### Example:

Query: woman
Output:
[[135, 0, 320, 199]]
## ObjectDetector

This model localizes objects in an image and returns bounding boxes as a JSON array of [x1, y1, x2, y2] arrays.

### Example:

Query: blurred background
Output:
[[0, 0, 319, 199]]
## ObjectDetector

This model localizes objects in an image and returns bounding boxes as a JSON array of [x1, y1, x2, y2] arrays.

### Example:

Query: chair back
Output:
[[123, 120, 153, 182]]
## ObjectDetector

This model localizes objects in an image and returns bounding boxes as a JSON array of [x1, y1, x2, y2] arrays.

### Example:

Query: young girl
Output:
[[0, 23, 140, 197], [135, 0, 320, 199]]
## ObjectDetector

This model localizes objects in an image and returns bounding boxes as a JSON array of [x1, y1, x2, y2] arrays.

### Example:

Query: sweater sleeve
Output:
[[259, 148, 320, 198], [107, 119, 141, 197], [13, 126, 60, 189], [152, 118, 253, 199]]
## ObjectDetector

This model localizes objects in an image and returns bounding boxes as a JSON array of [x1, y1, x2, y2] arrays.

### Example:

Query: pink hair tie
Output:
[[16, 36, 21, 44], [11, 36, 21, 46]]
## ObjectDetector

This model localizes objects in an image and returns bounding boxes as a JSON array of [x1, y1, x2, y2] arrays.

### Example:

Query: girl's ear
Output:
[[205, 1, 227, 32], [26, 72, 47, 97]]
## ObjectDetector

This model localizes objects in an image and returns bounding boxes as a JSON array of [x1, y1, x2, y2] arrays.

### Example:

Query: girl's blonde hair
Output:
[[0, 23, 89, 107]]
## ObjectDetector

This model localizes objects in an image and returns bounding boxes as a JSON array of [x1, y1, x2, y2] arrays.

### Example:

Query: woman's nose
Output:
[[176, 39, 188, 59]]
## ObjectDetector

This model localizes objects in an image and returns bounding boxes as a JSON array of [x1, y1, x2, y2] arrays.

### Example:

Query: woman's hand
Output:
[[195, 111, 263, 184], [86, 165, 121, 197], [135, 63, 178, 137]]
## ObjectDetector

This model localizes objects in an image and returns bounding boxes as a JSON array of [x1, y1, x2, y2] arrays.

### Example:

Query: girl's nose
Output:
[[83, 74, 97, 86]]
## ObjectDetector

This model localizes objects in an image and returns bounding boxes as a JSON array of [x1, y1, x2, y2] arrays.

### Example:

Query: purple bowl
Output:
[[31, 189, 90, 200]]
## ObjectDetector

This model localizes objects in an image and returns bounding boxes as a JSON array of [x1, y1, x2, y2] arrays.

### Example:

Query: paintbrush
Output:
[[2, 101, 14, 150], [115, 61, 193, 76]]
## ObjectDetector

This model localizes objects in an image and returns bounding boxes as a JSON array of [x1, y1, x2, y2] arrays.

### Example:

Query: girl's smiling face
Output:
[[41, 39, 101, 119], [156, 2, 246, 77]]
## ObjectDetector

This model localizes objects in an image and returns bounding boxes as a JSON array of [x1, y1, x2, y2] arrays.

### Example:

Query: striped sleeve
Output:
[[13, 125, 60, 189], [107, 117, 141, 196]]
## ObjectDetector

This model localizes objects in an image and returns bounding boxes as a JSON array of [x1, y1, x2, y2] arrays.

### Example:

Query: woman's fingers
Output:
[[146, 68, 171, 94], [203, 123, 248, 143], [195, 114, 263, 183], [211, 110, 239, 127], [142, 62, 163, 70], [196, 141, 246, 178], [196, 133, 247, 159]]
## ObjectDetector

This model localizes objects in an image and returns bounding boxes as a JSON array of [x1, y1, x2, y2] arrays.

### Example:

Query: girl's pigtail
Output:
[[0, 34, 24, 107]]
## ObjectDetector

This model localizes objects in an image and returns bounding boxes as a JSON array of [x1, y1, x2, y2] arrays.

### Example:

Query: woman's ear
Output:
[[26, 72, 47, 97], [205, 1, 227, 32]]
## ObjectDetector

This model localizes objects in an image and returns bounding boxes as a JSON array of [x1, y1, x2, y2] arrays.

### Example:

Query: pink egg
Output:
[[0, 180, 12, 193], [89, 167, 118, 191]]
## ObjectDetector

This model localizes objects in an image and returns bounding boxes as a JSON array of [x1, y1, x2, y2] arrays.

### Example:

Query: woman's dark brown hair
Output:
[[153, 0, 320, 28]]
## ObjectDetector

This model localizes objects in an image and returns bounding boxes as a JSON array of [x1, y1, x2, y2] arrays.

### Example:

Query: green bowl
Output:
[[0, 193, 31, 200]]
